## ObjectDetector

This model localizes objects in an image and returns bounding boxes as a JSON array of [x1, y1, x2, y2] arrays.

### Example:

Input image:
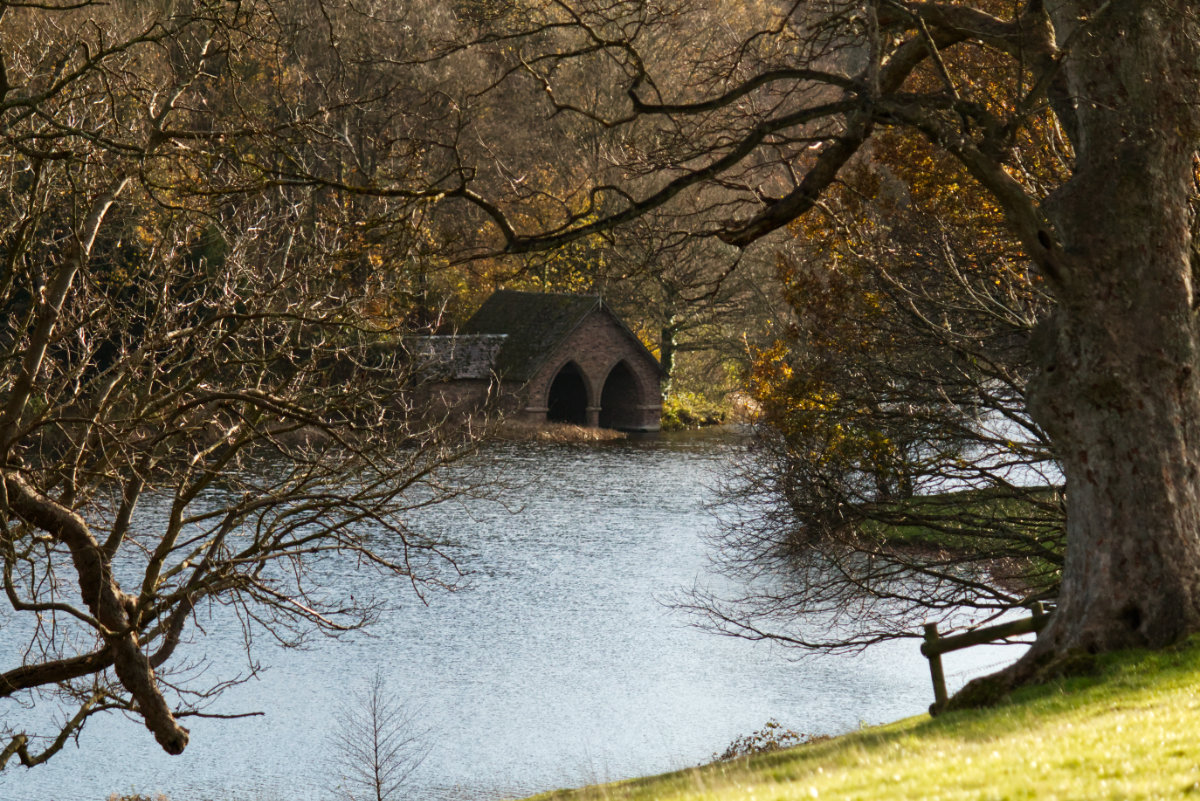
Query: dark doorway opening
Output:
[[599, 361, 640, 430], [547, 362, 588, 424]]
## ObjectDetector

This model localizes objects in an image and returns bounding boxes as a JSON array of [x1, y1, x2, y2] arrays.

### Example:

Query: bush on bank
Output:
[[661, 392, 728, 431]]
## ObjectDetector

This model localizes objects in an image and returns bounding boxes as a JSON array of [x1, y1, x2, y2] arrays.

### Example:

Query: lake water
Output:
[[1, 429, 1022, 801]]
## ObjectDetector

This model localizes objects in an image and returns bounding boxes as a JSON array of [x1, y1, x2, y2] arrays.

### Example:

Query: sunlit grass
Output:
[[525, 639, 1200, 801]]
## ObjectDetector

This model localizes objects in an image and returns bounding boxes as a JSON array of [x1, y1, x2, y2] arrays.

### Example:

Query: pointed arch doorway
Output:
[[546, 362, 589, 425], [599, 360, 642, 430]]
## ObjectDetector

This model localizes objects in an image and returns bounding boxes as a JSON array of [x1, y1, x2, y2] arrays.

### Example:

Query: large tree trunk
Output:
[[1012, 1, 1200, 670]]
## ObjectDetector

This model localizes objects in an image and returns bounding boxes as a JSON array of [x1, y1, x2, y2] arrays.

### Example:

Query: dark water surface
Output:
[[2, 430, 1019, 801]]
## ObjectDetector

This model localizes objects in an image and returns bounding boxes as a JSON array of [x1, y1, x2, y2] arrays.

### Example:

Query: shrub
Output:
[[710, 719, 829, 762], [661, 392, 728, 431]]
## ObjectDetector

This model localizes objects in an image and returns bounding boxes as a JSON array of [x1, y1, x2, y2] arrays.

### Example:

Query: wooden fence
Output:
[[921, 601, 1052, 715]]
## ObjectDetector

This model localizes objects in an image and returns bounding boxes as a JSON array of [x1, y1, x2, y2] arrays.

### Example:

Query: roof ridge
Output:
[[461, 290, 659, 381]]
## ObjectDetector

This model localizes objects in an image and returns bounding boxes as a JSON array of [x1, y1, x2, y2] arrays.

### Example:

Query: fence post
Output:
[[921, 621, 948, 715], [1031, 600, 1047, 629]]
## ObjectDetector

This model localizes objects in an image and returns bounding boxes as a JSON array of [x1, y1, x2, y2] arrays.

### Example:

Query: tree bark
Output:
[[660, 322, 678, 397], [3, 471, 190, 754], [1019, 1, 1200, 660]]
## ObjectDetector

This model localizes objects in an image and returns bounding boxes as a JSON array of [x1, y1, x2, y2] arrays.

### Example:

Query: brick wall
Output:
[[517, 312, 662, 431]]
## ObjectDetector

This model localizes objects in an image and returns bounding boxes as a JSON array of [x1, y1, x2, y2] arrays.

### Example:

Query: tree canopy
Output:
[[0, 0, 488, 766], [687, 130, 1064, 653]]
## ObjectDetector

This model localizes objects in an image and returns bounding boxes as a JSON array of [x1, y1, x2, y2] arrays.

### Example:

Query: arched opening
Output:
[[599, 361, 641, 430], [546, 362, 589, 425]]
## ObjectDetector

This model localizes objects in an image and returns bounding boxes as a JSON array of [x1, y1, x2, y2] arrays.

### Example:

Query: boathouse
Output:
[[446, 290, 663, 431]]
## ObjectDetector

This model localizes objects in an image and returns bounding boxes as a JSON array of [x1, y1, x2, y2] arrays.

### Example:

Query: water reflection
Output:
[[1, 429, 1021, 801]]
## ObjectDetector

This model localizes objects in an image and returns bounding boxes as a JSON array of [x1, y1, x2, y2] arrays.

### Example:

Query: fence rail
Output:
[[921, 601, 1052, 715]]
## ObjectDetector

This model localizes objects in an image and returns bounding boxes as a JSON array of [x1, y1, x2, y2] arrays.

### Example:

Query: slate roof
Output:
[[410, 334, 507, 380], [461, 290, 660, 382]]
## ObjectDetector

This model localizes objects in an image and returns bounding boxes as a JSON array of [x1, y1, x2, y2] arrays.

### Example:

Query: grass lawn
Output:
[[525, 638, 1200, 801], [860, 486, 1064, 553]]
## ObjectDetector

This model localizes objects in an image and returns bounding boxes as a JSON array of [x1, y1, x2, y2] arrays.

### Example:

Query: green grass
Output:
[[860, 486, 1064, 553], [524, 639, 1200, 801]]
